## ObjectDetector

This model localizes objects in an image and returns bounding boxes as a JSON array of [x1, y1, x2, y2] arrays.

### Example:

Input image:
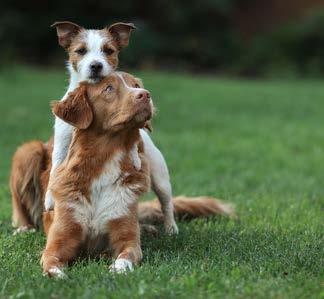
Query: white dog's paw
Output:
[[44, 190, 54, 211], [109, 258, 133, 274], [165, 220, 179, 235], [45, 267, 67, 279], [13, 226, 36, 235]]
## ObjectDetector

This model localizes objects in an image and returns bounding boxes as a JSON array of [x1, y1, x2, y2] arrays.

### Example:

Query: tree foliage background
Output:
[[1, 0, 324, 76]]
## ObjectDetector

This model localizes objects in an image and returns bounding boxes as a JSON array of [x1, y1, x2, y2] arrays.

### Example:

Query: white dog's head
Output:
[[52, 21, 135, 83]]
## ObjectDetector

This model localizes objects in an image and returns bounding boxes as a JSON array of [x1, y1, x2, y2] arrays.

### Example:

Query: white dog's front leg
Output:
[[140, 130, 178, 234], [44, 118, 73, 211]]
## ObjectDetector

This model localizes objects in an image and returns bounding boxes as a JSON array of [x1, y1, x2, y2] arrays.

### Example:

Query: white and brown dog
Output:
[[10, 72, 234, 277], [43, 21, 178, 234]]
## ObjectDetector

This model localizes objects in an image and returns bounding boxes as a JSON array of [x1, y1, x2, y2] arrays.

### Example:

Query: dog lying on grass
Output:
[[10, 72, 234, 277]]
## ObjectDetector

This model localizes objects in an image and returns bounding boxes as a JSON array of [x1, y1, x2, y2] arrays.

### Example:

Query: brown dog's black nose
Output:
[[90, 62, 103, 73], [136, 91, 150, 101]]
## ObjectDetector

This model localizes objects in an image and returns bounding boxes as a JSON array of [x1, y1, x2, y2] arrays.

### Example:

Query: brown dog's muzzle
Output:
[[135, 90, 151, 103]]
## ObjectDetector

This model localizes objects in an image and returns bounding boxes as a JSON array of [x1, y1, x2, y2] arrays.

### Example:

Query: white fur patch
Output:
[[117, 73, 152, 107], [44, 190, 54, 211], [47, 267, 66, 279], [52, 118, 73, 170], [140, 130, 179, 234], [140, 130, 171, 187], [47, 117, 74, 211], [109, 258, 133, 273], [117, 73, 143, 92], [130, 143, 141, 171], [69, 152, 138, 236], [77, 30, 113, 82]]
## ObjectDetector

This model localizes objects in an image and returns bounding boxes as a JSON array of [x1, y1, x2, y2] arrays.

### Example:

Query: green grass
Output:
[[0, 66, 323, 299]]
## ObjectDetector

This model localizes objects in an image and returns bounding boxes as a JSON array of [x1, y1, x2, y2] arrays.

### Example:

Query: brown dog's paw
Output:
[[13, 226, 36, 235], [109, 258, 133, 274], [43, 266, 67, 279]]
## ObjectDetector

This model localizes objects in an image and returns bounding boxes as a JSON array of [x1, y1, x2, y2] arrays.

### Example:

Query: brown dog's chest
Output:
[[51, 149, 149, 239]]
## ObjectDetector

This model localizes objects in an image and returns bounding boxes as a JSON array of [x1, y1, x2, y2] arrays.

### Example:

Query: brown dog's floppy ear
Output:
[[51, 21, 83, 49], [51, 84, 93, 129], [108, 22, 136, 49]]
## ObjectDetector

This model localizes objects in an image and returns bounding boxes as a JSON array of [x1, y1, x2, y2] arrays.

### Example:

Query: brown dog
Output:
[[10, 72, 235, 277], [42, 72, 154, 276]]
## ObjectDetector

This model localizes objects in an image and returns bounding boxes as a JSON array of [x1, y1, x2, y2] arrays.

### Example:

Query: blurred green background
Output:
[[1, 0, 324, 77], [1, 1, 324, 298], [1, 2, 324, 298]]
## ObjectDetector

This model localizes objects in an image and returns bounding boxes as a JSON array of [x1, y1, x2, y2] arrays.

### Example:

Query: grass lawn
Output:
[[0, 66, 323, 299]]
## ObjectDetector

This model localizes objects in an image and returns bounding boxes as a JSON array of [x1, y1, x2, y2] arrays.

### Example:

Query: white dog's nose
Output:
[[90, 62, 103, 73]]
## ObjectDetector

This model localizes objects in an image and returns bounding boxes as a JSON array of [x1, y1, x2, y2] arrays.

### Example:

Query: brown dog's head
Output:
[[51, 21, 136, 82], [52, 72, 154, 134]]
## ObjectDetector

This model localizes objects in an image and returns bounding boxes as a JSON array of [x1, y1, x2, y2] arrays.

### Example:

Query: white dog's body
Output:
[[46, 24, 178, 234]]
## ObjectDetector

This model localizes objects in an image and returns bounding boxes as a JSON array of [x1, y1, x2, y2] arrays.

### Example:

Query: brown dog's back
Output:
[[10, 140, 50, 229]]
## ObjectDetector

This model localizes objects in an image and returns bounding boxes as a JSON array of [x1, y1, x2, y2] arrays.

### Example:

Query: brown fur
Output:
[[108, 203, 142, 264], [51, 85, 93, 129], [138, 196, 235, 224], [51, 21, 82, 49], [41, 204, 84, 274], [10, 140, 50, 229], [107, 23, 136, 49]]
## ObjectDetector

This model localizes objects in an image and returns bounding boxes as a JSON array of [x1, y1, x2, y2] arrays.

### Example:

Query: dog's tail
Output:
[[10, 140, 48, 229], [138, 196, 235, 224]]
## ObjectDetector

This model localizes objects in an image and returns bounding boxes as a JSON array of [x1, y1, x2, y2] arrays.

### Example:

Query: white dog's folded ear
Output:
[[51, 21, 83, 49], [108, 22, 136, 49], [51, 84, 93, 129]]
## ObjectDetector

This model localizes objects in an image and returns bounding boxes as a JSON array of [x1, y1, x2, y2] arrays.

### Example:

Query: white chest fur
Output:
[[69, 152, 137, 236]]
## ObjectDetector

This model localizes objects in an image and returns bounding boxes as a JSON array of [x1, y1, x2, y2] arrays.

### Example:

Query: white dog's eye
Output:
[[103, 47, 114, 56], [134, 83, 140, 88], [105, 85, 114, 92], [75, 47, 87, 55]]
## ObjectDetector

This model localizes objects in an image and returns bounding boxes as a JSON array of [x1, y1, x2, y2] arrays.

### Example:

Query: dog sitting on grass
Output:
[[10, 72, 234, 277], [45, 21, 179, 234]]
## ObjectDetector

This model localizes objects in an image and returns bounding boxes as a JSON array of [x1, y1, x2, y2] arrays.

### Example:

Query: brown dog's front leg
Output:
[[108, 209, 142, 273], [41, 208, 83, 278], [42, 211, 54, 236]]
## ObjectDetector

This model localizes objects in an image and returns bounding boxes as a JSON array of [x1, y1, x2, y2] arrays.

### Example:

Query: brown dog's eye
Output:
[[104, 48, 114, 55], [105, 85, 114, 92], [134, 83, 140, 88], [76, 47, 87, 55]]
